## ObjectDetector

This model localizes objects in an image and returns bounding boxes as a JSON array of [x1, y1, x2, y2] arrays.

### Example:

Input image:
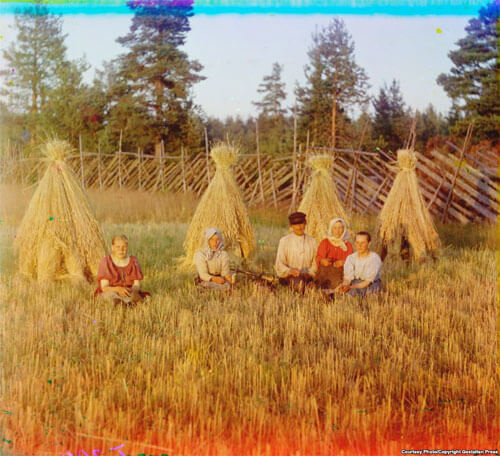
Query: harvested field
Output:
[[0, 186, 497, 456]]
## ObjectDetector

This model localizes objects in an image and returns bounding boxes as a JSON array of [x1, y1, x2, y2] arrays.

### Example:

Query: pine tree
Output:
[[0, 3, 79, 147], [437, 1, 499, 140], [253, 62, 287, 119], [415, 104, 448, 151], [105, 0, 205, 154], [252, 62, 291, 155], [387, 79, 405, 118], [372, 85, 391, 147], [296, 19, 370, 148], [344, 110, 379, 153], [40, 57, 91, 144], [372, 79, 410, 152]]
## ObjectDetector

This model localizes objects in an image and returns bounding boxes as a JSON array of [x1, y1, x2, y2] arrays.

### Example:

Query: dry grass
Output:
[[0, 184, 199, 226], [0, 189, 497, 456], [298, 155, 349, 242]]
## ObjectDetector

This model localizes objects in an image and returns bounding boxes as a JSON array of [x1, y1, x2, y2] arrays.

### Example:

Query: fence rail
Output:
[[1, 145, 497, 224]]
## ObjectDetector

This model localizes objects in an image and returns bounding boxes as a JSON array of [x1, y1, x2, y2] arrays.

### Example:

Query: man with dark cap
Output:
[[275, 211, 318, 292]]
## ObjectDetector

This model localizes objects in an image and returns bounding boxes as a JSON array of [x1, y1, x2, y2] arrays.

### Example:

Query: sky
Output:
[[0, 7, 477, 119]]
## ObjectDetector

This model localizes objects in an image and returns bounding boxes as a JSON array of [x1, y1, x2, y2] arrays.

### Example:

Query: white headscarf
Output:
[[327, 218, 350, 251], [200, 227, 225, 261]]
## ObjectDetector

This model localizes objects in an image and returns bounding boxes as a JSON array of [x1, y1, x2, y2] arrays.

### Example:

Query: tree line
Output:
[[0, 0, 498, 158]]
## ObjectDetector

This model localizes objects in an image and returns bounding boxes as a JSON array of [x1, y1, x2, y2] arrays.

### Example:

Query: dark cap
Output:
[[288, 211, 307, 225]]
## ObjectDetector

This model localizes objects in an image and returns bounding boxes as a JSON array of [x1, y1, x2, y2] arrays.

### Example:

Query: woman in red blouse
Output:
[[94, 234, 150, 306], [315, 218, 353, 292]]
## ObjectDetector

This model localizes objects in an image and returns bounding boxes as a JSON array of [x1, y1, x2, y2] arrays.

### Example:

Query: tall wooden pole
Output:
[[181, 146, 187, 193], [160, 140, 165, 191], [270, 168, 278, 209], [304, 130, 311, 188], [404, 116, 418, 151], [79, 134, 85, 188], [293, 103, 297, 157], [290, 144, 298, 212], [138, 147, 142, 191], [441, 123, 473, 222], [255, 120, 265, 203], [118, 129, 123, 189], [345, 119, 368, 210], [204, 127, 210, 184], [290, 103, 298, 212], [97, 139, 102, 190]]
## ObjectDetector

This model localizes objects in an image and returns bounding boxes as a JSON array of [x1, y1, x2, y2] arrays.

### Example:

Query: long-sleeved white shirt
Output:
[[275, 232, 318, 278], [343, 251, 382, 283], [194, 250, 230, 282]]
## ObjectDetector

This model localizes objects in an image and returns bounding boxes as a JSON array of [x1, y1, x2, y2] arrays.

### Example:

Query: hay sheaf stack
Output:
[[181, 142, 255, 266], [14, 139, 106, 282], [298, 155, 349, 242], [377, 149, 440, 260]]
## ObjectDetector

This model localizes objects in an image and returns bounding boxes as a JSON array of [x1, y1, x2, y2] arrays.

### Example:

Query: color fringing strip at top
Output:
[[0, 0, 488, 15]]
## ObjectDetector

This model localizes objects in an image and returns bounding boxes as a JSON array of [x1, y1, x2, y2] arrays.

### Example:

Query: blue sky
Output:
[[0, 8, 476, 119]]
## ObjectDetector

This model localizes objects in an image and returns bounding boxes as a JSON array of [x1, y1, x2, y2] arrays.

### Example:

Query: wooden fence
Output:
[[0, 144, 498, 224]]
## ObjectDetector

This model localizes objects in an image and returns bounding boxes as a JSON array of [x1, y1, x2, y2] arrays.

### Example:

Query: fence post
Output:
[[79, 134, 85, 188], [160, 140, 165, 191], [363, 176, 389, 215], [270, 168, 278, 209], [427, 174, 445, 211], [138, 147, 142, 191], [351, 169, 357, 211], [97, 140, 102, 190], [204, 127, 210, 184], [255, 120, 264, 203], [345, 120, 368, 211], [293, 103, 297, 157], [118, 130, 123, 189], [297, 143, 304, 190], [441, 123, 473, 222], [181, 146, 187, 193], [303, 130, 311, 188], [290, 144, 297, 211]]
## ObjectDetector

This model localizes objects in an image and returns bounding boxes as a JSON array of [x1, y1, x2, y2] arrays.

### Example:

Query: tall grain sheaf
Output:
[[298, 155, 349, 242], [377, 148, 440, 260], [14, 140, 105, 282], [181, 142, 255, 266]]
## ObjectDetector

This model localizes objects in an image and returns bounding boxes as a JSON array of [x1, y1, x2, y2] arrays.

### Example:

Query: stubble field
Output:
[[0, 184, 497, 456]]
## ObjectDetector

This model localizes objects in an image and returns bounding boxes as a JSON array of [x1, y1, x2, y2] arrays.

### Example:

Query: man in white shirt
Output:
[[337, 231, 382, 296], [275, 211, 318, 293]]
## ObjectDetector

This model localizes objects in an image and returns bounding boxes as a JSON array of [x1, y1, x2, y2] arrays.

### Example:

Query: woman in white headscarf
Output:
[[315, 218, 354, 293], [194, 228, 234, 290]]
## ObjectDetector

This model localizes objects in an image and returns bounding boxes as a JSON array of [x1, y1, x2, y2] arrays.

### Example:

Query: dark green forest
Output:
[[1, 0, 498, 158]]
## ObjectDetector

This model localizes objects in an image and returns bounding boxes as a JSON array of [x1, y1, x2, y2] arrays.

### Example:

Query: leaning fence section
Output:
[[0, 144, 497, 224]]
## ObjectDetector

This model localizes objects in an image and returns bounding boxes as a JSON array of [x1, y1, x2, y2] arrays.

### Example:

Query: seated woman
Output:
[[194, 228, 234, 291], [315, 218, 354, 294], [94, 234, 150, 306]]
